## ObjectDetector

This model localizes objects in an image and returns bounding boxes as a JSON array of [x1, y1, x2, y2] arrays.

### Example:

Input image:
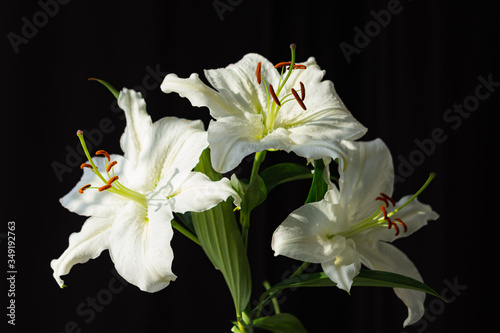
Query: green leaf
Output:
[[192, 149, 251, 314], [232, 173, 267, 215], [174, 212, 195, 233], [257, 270, 441, 308], [88, 77, 120, 99], [253, 313, 308, 333], [259, 162, 313, 193], [304, 159, 329, 204]]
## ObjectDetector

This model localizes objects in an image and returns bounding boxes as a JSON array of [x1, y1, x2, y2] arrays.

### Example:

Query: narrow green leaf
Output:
[[253, 313, 308, 333], [192, 149, 251, 314], [88, 77, 120, 99], [259, 162, 313, 193], [304, 159, 328, 204], [257, 270, 441, 309]]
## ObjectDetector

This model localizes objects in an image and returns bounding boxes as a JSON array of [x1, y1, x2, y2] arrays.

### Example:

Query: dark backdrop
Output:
[[2, 0, 498, 332]]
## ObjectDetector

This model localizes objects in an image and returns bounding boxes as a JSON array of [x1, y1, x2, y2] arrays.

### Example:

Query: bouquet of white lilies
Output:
[[51, 44, 440, 332]]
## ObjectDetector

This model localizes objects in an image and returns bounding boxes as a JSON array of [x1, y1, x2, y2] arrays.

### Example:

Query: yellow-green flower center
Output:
[[255, 43, 308, 135]]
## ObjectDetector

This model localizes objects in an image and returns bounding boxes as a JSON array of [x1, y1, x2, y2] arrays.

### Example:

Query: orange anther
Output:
[[98, 184, 112, 192], [300, 81, 305, 101], [291, 88, 307, 110], [80, 163, 93, 170], [96, 150, 111, 162], [392, 222, 400, 236], [107, 176, 119, 185], [78, 184, 91, 194], [291, 64, 306, 70], [394, 218, 407, 233], [106, 160, 117, 173], [256, 62, 262, 84], [380, 193, 396, 206], [274, 61, 291, 69], [269, 84, 281, 106]]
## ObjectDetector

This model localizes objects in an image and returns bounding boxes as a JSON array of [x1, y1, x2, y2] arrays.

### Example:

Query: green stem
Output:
[[171, 220, 200, 246], [253, 261, 311, 317], [242, 150, 267, 249], [250, 150, 267, 183]]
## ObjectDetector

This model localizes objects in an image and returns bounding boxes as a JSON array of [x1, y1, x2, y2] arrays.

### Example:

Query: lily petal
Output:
[[133, 117, 208, 193], [272, 201, 348, 263], [168, 171, 241, 213], [161, 73, 237, 119], [356, 239, 426, 327], [109, 200, 177, 293], [207, 115, 291, 173], [117, 88, 153, 164], [51, 216, 113, 288], [338, 139, 394, 222], [321, 238, 361, 292]]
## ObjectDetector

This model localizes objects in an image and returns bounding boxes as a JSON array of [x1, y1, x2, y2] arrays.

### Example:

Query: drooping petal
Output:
[[338, 139, 395, 223], [321, 238, 362, 292], [161, 73, 238, 119], [133, 117, 208, 193], [355, 239, 426, 327], [272, 201, 349, 263], [60, 155, 135, 218], [372, 196, 439, 243], [51, 216, 113, 288], [168, 171, 241, 213], [117, 89, 153, 163], [108, 200, 177, 293], [207, 115, 291, 173]]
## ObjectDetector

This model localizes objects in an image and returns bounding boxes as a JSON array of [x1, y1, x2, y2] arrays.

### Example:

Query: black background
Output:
[[2, 0, 499, 332]]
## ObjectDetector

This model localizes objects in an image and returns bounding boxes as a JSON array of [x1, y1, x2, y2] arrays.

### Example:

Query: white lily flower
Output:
[[161, 44, 367, 173], [271, 139, 439, 326], [51, 88, 240, 293]]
